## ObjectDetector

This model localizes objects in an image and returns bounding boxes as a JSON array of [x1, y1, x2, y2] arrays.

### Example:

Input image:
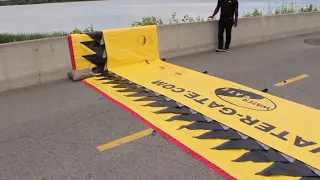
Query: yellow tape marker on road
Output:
[[97, 128, 153, 151], [275, 74, 309, 87]]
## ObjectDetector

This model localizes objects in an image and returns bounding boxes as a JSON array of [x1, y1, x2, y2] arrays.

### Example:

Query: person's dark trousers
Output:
[[218, 17, 234, 49]]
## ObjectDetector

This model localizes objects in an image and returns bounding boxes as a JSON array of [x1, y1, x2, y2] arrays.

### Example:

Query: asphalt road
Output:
[[0, 32, 319, 180]]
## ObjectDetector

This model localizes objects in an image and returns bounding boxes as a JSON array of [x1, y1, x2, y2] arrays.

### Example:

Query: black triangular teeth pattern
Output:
[[233, 149, 289, 162], [195, 129, 244, 140], [133, 96, 166, 102], [166, 114, 208, 122], [86, 31, 103, 44], [308, 166, 320, 177], [95, 72, 320, 179], [81, 40, 98, 51], [96, 77, 111, 81], [142, 101, 180, 108], [256, 161, 318, 177], [154, 107, 192, 115], [112, 84, 137, 89], [78, 31, 107, 73], [82, 54, 106, 67], [178, 121, 224, 131], [81, 41, 105, 58], [213, 139, 265, 150], [300, 177, 320, 180], [96, 72, 116, 78], [125, 91, 158, 98], [103, 80, 130, 85], [117, 87, 147, 93], [109, 76, 124, 81]]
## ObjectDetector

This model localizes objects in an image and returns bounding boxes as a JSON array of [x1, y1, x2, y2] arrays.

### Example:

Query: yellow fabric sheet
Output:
[[84, 76, 299, 180], [68, 25, 320, 179], [102, 25, 320, 170]]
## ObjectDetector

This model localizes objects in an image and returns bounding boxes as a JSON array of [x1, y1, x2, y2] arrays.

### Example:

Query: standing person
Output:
[[209, 0, 238, 52]]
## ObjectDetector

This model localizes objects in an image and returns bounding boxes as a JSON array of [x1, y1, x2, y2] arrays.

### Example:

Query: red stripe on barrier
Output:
[[67, 34, 76, 70]]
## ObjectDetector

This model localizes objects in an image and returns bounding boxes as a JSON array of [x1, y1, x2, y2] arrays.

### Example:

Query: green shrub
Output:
[[131, 16, 164, 27], [132, 12, 212, 27], [70, 24, 95, 34], [275, 3, 296, 15], [243, 9, 263, 17], [169, 13, 179, 24], [300, 4, 318, 12]]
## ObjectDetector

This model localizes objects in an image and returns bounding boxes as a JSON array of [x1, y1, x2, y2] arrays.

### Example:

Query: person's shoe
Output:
[[216, 48, 224, 52], [224, 48, 229, 52]]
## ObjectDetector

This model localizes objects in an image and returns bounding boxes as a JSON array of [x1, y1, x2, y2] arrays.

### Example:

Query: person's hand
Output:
[[234, 20, 238, 27], [208, 15, 214, 19]]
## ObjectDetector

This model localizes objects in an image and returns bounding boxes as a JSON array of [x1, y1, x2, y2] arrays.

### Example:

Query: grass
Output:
[[0, 25, 95, 44], [0, 32, 67, 44], [0, 0, 96, 6], [0, 3, 319, 44]]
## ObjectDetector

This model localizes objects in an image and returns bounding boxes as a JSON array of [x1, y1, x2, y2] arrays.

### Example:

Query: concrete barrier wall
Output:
[[0, 37, 71, 92], [158, 11, 320, 59], [0, 12, 320, 92]]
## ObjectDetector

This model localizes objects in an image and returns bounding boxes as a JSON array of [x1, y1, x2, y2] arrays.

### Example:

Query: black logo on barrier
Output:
[[138, 35, 147, 46], [215, 88, 277, 111]]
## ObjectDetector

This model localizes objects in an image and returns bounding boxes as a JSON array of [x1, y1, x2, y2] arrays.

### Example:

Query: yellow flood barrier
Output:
[[68, 25, 320, 180]]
